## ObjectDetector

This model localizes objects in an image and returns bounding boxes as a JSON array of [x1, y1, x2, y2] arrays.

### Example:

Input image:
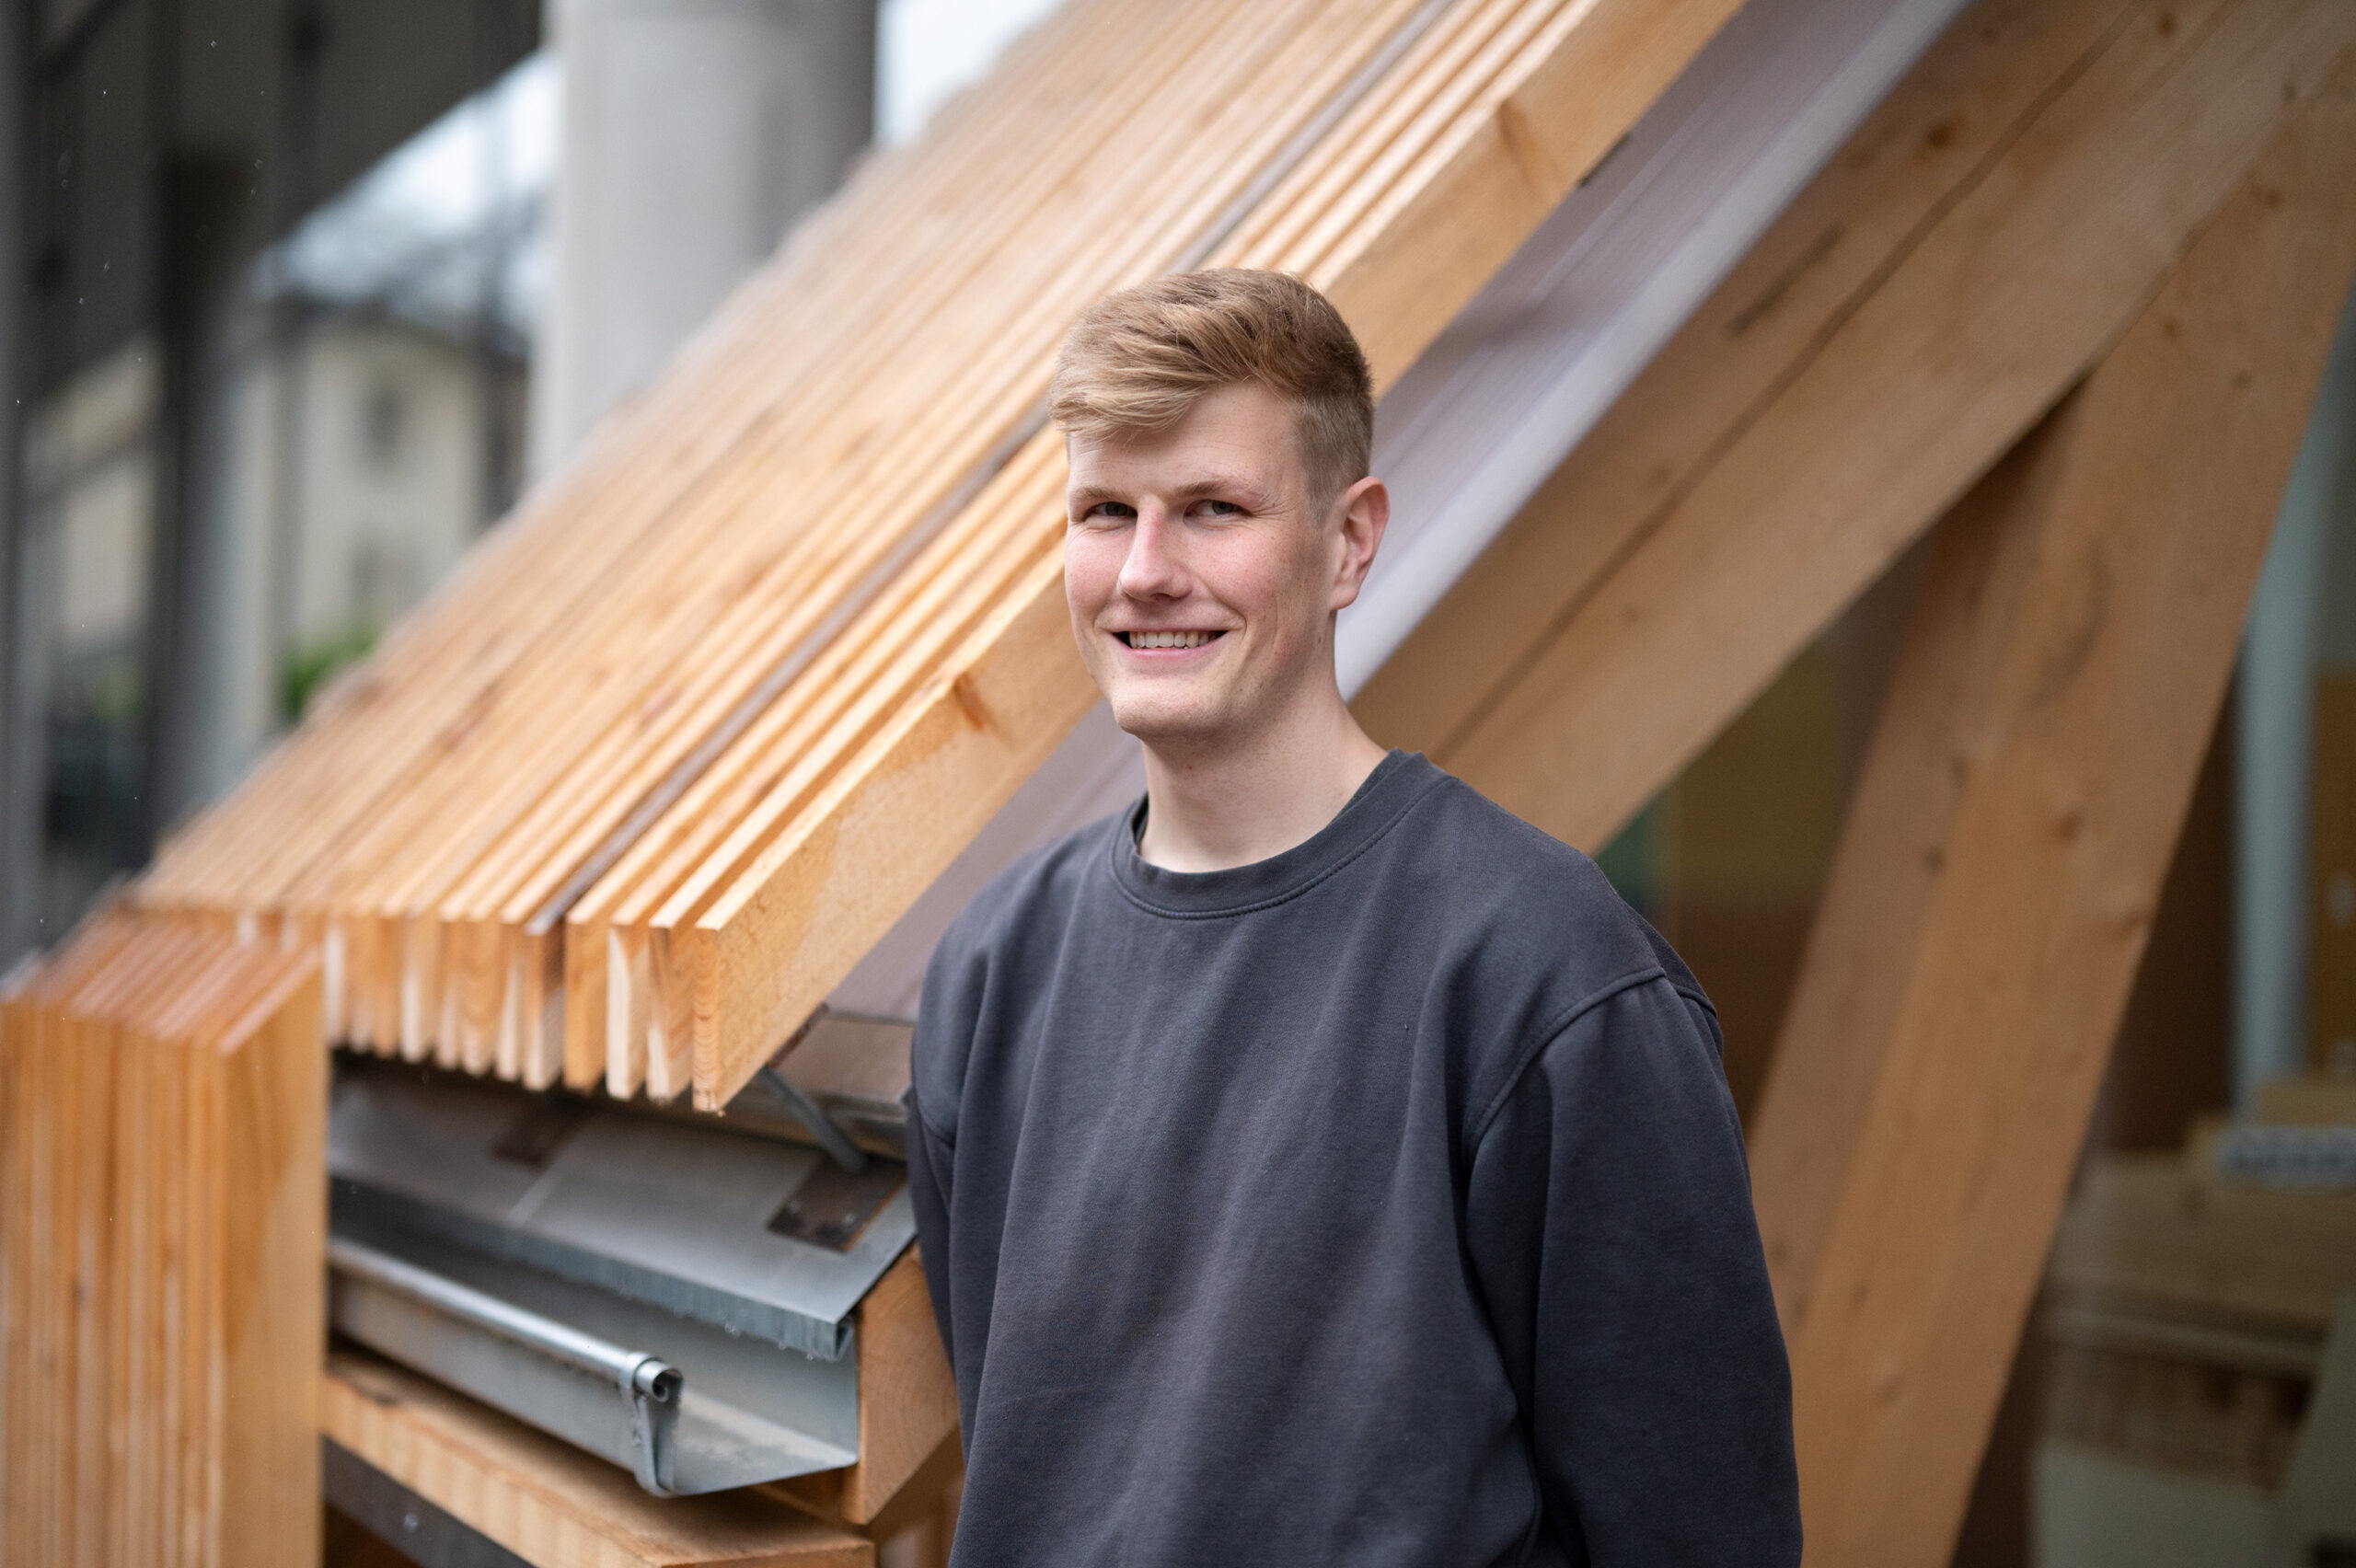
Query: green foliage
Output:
[[281, 619, 380, 722]]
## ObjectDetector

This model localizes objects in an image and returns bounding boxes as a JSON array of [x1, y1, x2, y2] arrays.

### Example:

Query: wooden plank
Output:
[[209, 955, 327, 1568], [352, 0, 1421, 1078], [838, 1249, 959, 1527], [678, 0, 1749, 1107], [321, 1348, 874, 1568], [1350, 0, 2352, 859], [1768, 63, 2356, 1566], [2049, 1153, 2356, 1334]]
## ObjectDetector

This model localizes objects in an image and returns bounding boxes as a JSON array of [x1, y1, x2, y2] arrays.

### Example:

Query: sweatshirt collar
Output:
[[1108, 750, 1442, 918]]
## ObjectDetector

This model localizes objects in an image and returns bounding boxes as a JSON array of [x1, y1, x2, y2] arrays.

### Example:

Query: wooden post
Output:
[[1750, 62, 2356, 1566]]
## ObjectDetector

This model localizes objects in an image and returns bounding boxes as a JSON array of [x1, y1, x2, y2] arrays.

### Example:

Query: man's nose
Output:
[[1117, 509, 1189, 600]]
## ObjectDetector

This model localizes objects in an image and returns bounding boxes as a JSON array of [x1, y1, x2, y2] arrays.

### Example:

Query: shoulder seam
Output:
[[1466, 964, 1668, 1152], [906, 1080, 957, 1150]]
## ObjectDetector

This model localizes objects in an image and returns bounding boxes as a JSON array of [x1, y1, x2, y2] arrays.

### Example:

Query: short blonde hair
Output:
[[1049, 269, 1374, 506]]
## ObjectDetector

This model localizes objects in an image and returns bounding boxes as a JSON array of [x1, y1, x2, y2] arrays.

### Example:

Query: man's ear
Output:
[[1328, 476, 1390, 612]]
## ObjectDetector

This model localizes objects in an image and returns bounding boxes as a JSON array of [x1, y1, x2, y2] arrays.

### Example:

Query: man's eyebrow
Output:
[[1067, 471, 1278, 509], [1066, 483, 1132, 512]]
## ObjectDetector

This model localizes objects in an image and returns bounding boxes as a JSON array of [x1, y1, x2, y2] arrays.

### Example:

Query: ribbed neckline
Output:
[[1108, 750, 1444, 919]]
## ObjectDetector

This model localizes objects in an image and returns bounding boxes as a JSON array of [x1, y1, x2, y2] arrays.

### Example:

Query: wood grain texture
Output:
[[839, 1250, 960, 1526], [115, 0, 1750, 1113], [679, 0, 1744, 1107], [0, 917, 322, 1568], [322, 1348, 873, 1568], [1773, 59, 2356, 1567], [1355, 0, 2355, 858], [1747, 397, 2082, 1333]]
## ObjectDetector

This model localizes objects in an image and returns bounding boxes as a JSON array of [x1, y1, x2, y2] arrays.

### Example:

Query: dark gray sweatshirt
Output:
[[906, 751, 1799, 1566]]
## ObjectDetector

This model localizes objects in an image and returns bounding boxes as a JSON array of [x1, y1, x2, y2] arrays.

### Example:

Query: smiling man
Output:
[[905, 270, 1799, 1566]]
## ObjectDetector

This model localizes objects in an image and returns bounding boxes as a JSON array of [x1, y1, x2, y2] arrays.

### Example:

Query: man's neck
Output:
[[1135, 689, 1389, 873]]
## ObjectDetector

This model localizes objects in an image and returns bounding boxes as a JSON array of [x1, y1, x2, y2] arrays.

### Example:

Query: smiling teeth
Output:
[[1129, 631, 1213, 649]]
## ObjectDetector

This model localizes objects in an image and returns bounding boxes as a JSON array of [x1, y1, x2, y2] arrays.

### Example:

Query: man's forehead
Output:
[[1066, 388, 1305, 498]]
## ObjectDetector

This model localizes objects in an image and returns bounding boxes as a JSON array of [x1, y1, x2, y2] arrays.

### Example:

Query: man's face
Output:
[[1064, 380, 1383, 749]]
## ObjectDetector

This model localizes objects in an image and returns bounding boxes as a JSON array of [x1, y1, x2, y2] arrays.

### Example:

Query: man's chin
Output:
[[1105, 694, 1230, 750]]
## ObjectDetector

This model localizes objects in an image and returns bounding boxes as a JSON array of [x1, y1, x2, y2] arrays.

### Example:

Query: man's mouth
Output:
[[1119, 630, 1223, 650]]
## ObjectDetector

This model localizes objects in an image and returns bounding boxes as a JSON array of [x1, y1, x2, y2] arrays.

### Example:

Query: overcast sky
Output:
[[880, 0, 1069, 144]]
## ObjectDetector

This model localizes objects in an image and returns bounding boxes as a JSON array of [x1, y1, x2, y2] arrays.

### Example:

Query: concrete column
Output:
[[2235, 288, 2356, 1106], [528, 0, 874, 475]]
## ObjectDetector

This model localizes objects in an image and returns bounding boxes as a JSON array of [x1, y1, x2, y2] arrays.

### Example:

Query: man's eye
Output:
[[1198, 500, 1242, 517], [1082, 502, 1136, 523]]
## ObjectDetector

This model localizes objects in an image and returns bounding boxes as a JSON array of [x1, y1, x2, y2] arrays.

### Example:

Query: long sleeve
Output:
[[1464, 974, 1800, 1566]]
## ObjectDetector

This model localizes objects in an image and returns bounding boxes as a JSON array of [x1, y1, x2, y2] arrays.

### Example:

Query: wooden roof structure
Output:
[[134, 0, 1746, 1111], [37, 0, 2356, 1560]]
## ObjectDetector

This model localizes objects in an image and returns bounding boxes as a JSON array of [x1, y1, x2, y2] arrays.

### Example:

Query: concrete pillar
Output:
[[2235, 288, 2356, 1106], [528, 0, 875, 475]]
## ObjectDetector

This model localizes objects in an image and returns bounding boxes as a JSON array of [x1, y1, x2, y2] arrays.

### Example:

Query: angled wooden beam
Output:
[[1351, 0, 2356, 854], [1756, 61, 2356, 1567], [1744, 401, 2076, 1332]]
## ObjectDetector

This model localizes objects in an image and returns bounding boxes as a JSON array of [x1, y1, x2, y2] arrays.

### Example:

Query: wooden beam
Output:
[[322, 1349, 874, 1568], [1350, 0, 2356, 855], [1748, 398, 2082, 1332], [1756, 61, 2356, 1567]]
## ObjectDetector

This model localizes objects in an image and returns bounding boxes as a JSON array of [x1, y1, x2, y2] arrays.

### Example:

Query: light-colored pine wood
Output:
[[1357, 0, 2356, 858], [121, 0, 1750, 1118], [839, 1249, 960, 1528], [321, 1348, 875, 1568], [1349, 0, 2134, 754], [1770, 63, 2356, 1566], [2049, 1152, 2356, 1334], [1746, 399, 2080, 1332], [0, 918, 322, 1568], [672, 0, 1746, 1107]]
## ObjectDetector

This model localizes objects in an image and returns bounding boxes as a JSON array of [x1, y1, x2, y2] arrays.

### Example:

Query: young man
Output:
[[906, 270, 1799, 1565]]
